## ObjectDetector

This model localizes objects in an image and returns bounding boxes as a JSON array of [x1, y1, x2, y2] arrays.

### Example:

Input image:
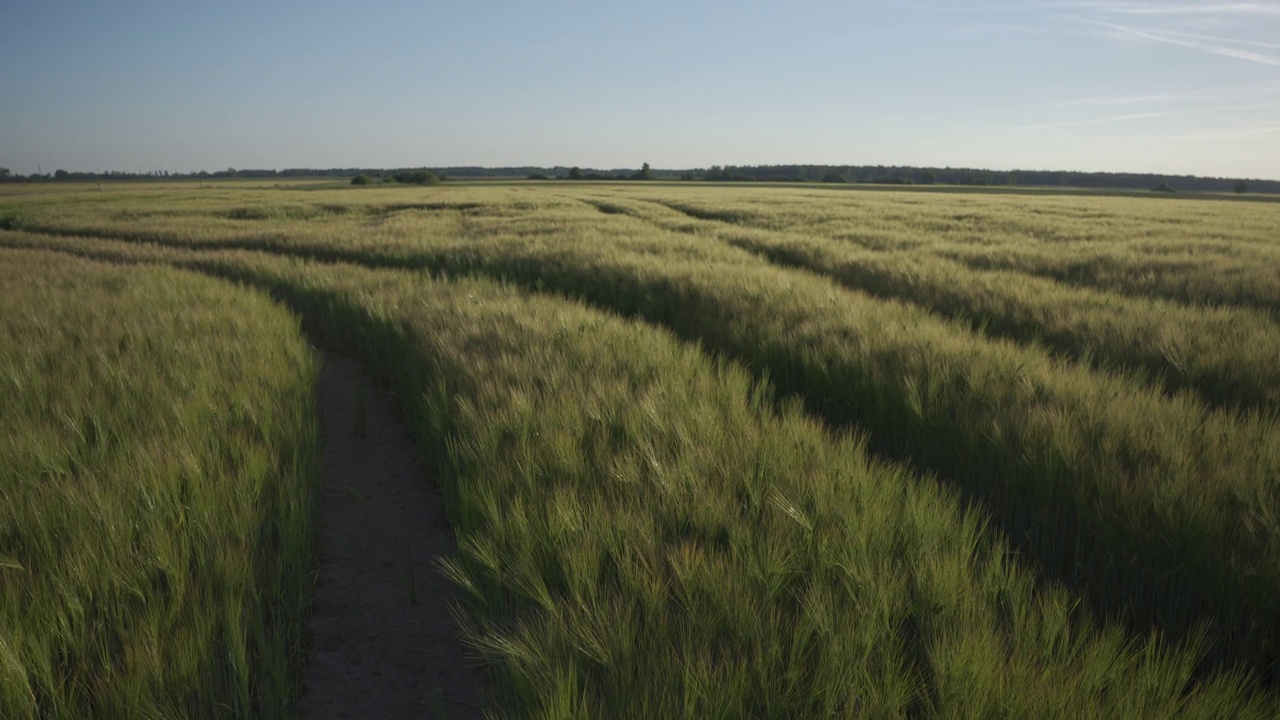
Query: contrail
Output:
[[1082, 18, 1280, 66]]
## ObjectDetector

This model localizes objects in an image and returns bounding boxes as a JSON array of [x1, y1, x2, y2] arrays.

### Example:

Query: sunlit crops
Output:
[[3, 180, 1280, 716]]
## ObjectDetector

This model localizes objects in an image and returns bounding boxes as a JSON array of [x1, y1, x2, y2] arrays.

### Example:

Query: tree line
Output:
[[1, 164, 1273, 194]]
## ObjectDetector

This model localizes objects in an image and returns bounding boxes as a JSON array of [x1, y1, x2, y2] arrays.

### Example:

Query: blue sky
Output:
[[2, 1, 1278, 178]]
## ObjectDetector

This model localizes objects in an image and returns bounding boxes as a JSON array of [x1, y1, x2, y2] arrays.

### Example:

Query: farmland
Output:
[[2, 180, 1280, 717]]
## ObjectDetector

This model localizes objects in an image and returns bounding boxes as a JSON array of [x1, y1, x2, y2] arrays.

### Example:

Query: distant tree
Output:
[[637, 162, 652, 180], [821, 170, 847, 183], [391, 169, 440, 185], [569, 167, 583, 180], [921, 171, 936, 185], [0, 168, 9, 179], [54, 169, 69, 181], [1235, 180, 1249, 194], [1151, 181, 1176, 193], [526, 173, 550, 180], [351, 174, 372, 185]]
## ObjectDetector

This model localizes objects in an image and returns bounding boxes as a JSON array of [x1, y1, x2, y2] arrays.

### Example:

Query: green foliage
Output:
[[351, 174, 372, 186], [1152, 181, 1176, 192], [0, 207, 30, 231], [821, 170, 846, 183], [390, 169, 440, 185], [1236, 180, 1250, 194]]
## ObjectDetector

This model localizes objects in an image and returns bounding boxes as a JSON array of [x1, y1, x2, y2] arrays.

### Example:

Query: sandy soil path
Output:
[[298, 354, 486, 719]]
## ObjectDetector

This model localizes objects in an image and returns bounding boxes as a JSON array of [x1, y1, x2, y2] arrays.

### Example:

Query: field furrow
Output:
[[582, 187, 1280, 315], [937, 245, 1280, 317], [573, 194, 1280, 414]]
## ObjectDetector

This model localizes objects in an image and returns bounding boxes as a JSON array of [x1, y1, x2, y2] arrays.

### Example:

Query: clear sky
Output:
[[2, 1, 1277, 178]]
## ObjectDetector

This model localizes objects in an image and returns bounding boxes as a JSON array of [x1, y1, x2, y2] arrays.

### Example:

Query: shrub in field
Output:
[[351, 174, 372, 185], [0, 207, 29, 231], [0, 250, 317, 718]]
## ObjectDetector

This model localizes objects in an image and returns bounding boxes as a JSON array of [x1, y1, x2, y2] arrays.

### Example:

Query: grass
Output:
[[0, 249, 318, 718], [2, 180, 1280, 715]]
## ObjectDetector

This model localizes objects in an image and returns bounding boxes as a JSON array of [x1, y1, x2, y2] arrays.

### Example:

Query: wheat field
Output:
[[2, 180, 1279, 717]]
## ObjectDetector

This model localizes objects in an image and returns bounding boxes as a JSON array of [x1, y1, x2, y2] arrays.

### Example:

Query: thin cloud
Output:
[[1028, 97, 1280, 139], [1056, 92, 1199, 106], [1139, 125, 1280, 142], [1082, 18, 1280, 65], [1059, 80, 1280, 107], [1053, 2, 1280, 17], [1015, 111, 1170, 130], [949, 22, 1084, 36], [1157, 28, 1280, 50]]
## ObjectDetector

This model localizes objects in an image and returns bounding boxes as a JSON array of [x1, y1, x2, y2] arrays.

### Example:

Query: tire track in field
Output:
[[590, 197, 1280, 415], [935, 247, 1280, 318], [300, 353, 486, 719], [10, 212, 1280, 417], [0, 239, 492, 716]]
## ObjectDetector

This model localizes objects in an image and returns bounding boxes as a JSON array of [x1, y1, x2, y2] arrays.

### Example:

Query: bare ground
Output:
[[298, 354, 487, 719]]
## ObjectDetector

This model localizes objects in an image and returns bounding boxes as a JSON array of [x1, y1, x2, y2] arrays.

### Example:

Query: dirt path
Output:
[[299, 354, 486, 719]]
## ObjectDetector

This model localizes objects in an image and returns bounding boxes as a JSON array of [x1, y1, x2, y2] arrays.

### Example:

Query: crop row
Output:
[[9, 185, 1280, 417], [0, 250, 317, 718], [571, 194, 1280, 415], [600, 187, 1280, 315]]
